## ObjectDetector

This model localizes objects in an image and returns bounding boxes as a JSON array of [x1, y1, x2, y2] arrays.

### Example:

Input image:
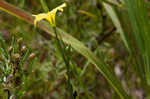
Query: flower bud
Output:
[[12, 53, 20, 60], [21, 46, 27, 52], [8, 46, 13, 52], [29, 53, 35, 59], [17, 38, 23, 44]]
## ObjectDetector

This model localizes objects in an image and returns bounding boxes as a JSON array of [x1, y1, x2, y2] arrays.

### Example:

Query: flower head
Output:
[[32, 3, 67, 27]]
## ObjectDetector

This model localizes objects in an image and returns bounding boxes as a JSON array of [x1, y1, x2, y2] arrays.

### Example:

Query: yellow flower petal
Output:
[[54, 3, 66, 12], [32, 3, 67, 27], [32, 13, 47, 26]]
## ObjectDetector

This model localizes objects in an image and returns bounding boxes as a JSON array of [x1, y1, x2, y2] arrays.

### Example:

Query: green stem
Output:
[[39, 0, 49, 12], [53, 27, 74, 99]]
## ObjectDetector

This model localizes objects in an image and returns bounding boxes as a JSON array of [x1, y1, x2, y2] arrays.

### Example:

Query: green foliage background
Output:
[[0, 0, 150, 99]]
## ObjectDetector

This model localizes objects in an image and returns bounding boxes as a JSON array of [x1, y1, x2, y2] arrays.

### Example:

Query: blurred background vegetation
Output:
[[0, 0, 150, 99]]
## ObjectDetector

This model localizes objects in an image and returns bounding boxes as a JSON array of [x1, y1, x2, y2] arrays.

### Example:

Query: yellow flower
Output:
[[32, 3, 67, 27]]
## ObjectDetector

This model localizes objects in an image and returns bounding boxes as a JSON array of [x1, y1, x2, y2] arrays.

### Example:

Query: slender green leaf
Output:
[[103, 2, 131, 53], [103, 0, 146, 85], [124, 0, 150, 85]]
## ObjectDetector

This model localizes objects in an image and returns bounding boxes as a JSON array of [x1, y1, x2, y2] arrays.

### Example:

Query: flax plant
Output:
[[33, 3, 74, 98], [0, 1, 130, 98]]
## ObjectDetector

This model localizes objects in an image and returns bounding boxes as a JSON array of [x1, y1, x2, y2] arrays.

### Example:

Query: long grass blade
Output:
[[103, 0, 146, 85], [124, 0, 150, 85], [103, 2, 131, 51]]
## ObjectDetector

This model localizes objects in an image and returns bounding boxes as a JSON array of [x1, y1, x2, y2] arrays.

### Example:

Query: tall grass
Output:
[[105, 0, 150, 96]]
